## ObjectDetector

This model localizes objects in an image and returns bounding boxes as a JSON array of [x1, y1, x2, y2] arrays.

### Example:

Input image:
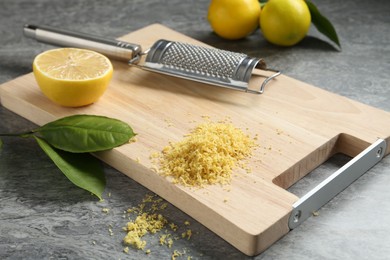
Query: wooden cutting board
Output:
[[1, 24, 389, 256]]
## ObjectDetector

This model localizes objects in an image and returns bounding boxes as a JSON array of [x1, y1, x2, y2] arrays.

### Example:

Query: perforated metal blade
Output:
[[137, 40, 280, 94]]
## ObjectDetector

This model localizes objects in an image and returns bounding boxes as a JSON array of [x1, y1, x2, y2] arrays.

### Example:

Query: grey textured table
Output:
[[1, 1, 389, 259]]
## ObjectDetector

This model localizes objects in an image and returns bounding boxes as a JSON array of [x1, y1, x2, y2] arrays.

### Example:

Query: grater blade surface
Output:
[[160, 42, 247, 80], [141, 39, 279, 94]]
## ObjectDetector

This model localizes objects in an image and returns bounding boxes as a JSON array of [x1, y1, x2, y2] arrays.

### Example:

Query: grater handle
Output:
[[23, 24, 142, 62]]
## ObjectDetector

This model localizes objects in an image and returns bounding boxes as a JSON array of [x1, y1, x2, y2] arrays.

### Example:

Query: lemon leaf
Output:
[[306, 1, 341, 49], [259, 0, 268, 8], [34, 136, 105, 200], [36, 114, 135, 153]]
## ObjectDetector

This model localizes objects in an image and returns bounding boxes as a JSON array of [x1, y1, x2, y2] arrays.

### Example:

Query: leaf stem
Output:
[[0, 131, 35, 138]]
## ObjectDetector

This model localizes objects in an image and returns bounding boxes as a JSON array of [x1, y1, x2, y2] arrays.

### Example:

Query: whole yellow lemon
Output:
[[208, 0, 261, 40], [260, 0, 311, 46]]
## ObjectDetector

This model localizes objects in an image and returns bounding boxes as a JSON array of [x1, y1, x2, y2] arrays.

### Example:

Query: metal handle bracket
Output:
[[289, 138, 387, 229]]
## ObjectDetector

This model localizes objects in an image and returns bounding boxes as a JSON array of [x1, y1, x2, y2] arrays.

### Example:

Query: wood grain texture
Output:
[[1, 24, 389, 256]]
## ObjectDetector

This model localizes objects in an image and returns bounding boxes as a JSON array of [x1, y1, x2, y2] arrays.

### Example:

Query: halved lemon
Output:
[[33, 48, 113, 107]]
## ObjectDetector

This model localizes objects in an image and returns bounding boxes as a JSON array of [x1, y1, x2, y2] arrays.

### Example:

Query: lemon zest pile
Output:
[[159, 122, 256, 187]]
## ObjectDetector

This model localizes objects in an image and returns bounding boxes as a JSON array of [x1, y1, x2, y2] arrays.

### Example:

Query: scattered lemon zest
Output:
[[123, 196, 169, 250], [129, 136, 137, 143], [121, 194, 195, 258], [170, 223, 178, 231], [172, 249, 182, 260]]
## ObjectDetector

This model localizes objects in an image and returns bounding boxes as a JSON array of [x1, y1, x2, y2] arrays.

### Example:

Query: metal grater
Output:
[[24, 24, 280, 94]]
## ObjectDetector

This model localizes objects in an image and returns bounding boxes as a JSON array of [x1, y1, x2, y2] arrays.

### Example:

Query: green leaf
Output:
[[36, 114, 135, 153], [34, 136, 105, 200], [0, 138, 3, 149], [306, 0, 341, 48], [259, 0, 268, 8]]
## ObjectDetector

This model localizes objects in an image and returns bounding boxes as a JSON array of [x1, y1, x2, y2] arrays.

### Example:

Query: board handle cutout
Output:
[[288, 138, 387, 229]]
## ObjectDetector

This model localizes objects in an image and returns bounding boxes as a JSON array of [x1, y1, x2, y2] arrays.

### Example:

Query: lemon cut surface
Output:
[[33, 48, 113, 107]]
